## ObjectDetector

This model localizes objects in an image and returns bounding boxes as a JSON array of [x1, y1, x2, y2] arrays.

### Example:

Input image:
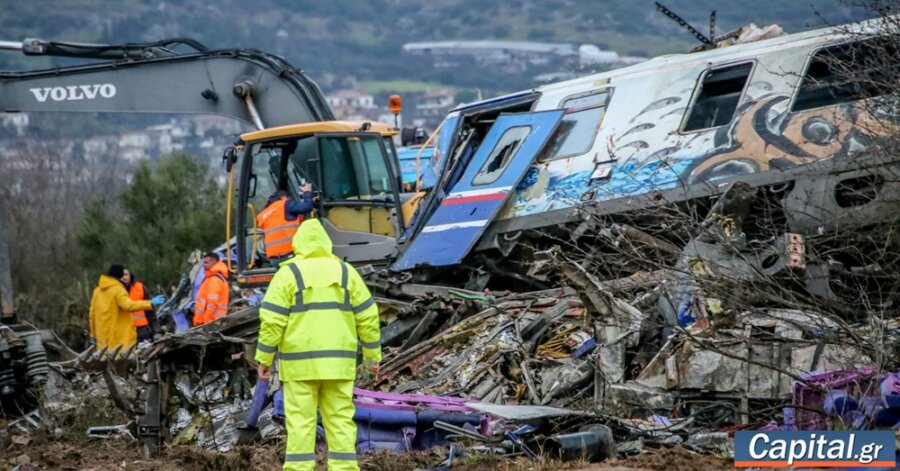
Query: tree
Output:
[[77, 153, 226, 289]]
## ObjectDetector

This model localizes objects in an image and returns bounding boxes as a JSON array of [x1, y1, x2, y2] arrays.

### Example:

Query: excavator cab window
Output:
[[317, 134, 402, 237], [236, 131, 403, 279]]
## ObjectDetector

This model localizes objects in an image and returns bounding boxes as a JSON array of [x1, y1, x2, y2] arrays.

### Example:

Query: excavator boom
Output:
[[0, 38, 333, 128]]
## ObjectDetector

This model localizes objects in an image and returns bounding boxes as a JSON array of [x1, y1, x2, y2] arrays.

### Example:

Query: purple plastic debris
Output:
[[353, 388, 473, 412], [273, 388, 285, 420], [791, 368, 877, 430], [244, 378, 270, 428], [782, 407, 795, 431], [571, 338, 597, 358], [173, 309, 191, 333], [357, 425, 414, 452], [649, 415, 672, 427], [355, 405, 417, 427], [676, 294, 696, 327], [824, 390, 859, 416], [350, 388, 490, 451], [881, 373, 900, 406]]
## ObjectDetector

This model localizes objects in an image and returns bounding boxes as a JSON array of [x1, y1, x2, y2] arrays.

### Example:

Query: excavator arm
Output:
[[0, 37, 333, 128]]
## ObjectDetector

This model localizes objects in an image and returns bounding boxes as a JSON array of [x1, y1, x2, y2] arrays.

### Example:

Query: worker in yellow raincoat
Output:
[[89, 264, 165, 351], [255, 220, 381, 471]]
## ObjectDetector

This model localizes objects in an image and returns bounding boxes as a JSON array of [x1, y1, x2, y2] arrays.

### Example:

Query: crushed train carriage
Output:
[[378, 16, 900, 302]]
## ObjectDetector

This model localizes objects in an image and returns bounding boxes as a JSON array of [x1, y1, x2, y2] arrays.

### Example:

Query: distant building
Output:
[[190, 115, 246, 138], [404, 40, 642, 76], [404, 40, 577, 70], [413, 90, 456, 129]]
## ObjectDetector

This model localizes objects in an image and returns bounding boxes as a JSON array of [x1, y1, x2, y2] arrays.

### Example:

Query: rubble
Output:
[[6, 204, 900, 470], [7, 266, 891, 470]]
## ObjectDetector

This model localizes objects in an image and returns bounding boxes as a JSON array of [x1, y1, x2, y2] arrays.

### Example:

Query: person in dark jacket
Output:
[[121, 268, 160, 342]]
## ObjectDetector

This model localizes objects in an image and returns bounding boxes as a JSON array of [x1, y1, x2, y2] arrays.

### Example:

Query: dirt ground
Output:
[[0, 398, 735, 471]]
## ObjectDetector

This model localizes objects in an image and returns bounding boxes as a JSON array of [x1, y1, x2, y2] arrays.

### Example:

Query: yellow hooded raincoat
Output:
[[89, 274, 153, 351], [255, 219, 380, 471], [254, 218, 381, 379]]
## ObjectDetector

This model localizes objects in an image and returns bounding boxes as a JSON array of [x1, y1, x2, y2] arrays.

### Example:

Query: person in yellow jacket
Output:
[[255, 219, 381, 471], [89, 264, 165, 351]]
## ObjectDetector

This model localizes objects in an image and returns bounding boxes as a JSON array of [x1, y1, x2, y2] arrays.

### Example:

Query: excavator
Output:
[[0, 37, 433, 284]]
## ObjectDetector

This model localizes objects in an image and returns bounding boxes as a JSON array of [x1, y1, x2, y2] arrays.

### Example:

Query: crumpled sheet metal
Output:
[[373, 291, 593, 406], [627, 309, 872, 400]]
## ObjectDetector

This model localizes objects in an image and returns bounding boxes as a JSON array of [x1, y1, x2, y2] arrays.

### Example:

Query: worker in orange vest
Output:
[[256, 182, 314, 266], [122, 268, 158, 342], [194, 252, 230, 326]]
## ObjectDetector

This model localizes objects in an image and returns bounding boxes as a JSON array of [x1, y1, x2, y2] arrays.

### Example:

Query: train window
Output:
[[472, 126, 531, 185], [682, 62, 753, 132], [539, 90, 609, 161], [792, 39, 897, 112]]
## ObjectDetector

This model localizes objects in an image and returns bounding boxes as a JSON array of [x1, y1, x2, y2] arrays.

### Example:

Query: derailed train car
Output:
[[391, 17, 900, 305]]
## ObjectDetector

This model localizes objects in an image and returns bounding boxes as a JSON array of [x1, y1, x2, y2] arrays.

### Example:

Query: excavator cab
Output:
[[233, 121, 408, 285]]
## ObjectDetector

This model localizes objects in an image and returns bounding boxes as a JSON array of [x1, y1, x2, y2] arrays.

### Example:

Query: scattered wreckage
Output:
[[36, 256, 897, 465]]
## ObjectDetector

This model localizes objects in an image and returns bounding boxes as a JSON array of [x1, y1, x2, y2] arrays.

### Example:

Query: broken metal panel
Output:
[[392, 110, 564, 270]]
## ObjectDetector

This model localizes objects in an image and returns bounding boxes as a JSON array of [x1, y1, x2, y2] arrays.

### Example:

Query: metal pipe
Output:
[[233, 81, 265, 130], [243, 94, 265, 130]]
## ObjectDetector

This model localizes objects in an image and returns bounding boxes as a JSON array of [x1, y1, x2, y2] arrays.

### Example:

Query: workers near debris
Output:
[[121, 268, 158, 343], [89, 264, 165, 350], [256, 182, 315, 265], [255, 219, 381, 471], [193, 252, 230, 326]]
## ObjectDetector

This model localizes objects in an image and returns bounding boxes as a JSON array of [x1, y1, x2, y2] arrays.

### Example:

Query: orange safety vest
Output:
[[256, 197, 304, 259], [129, 281, 148, 328], [194, 261, 230, 326]]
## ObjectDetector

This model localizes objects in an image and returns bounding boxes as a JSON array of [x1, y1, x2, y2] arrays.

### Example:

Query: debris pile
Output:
[[7, 230, 900, 468], [371, 287, 593, 406]]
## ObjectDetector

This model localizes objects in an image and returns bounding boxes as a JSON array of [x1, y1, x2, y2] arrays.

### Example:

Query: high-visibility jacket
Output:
[[255, 219, 381, 381], [194, 261, 230, 326], [129, 281, 149, 327], [89, 275, 153, 350], [256, 197, 304, 259]]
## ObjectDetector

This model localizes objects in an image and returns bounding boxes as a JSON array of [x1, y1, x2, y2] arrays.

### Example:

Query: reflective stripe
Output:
[[284, 453, 316, 462], [206, 294, 220, 300], [286, 263, 353, 313], [328, 451, 357, 461], [360, 338, 381, 349], [257, 341, 277, 354], [293, 301, 352, 313], [279, 350, 356, 360], [260, 302, 290, 316], [352, 297, 375, 314], [340, 263, 350, 306], [263, 223, 300, 235], [196, 299, 208, 307], [288, 264, 306, 311], [288, 264, 306, 290], [265, 236, 294, 248]]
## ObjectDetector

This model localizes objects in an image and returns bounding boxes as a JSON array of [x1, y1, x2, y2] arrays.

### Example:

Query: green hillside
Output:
[[0, 0, 876, 95]]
